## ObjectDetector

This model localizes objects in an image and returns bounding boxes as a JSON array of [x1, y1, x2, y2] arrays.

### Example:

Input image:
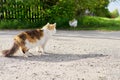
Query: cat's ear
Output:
[[54, 23, 56, 27], [47, 23, 49, 25], [45, 23, 49, 27]]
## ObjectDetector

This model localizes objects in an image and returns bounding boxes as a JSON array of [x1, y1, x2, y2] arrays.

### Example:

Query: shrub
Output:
[[110, 9, 119, 18], [0, 0, 76, 29], [76, 16, 120, 30]]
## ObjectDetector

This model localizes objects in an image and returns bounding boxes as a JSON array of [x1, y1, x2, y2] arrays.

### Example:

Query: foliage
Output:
[[42, 0, 76, 23], [74, 16, 120, 31], [110, 9, 119, 18], [0, 0, 119, 31], [0, 0, 76, 28], [1, 16, 120, 31], [75, 0, 110, 17]]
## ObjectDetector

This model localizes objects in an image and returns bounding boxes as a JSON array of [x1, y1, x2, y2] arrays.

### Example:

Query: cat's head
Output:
[[42, 23, 56, 34]]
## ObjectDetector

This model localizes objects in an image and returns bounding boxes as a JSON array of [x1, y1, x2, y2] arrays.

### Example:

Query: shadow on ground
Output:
[[10, 53, 107, 62]]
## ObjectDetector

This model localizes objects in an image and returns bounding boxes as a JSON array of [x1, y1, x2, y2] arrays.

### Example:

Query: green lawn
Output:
[[0, 16, 120, 31], [67, 16, 120, 31]]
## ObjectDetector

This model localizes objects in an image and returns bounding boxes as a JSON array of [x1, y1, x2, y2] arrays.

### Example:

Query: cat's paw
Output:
[[25, 51, 34, 57], [38, 49, 44, 54], [37, 47, 44, 54], [38, 50, 44, 53], [23, 54, 29, 58], [38, 49, 44, 53]]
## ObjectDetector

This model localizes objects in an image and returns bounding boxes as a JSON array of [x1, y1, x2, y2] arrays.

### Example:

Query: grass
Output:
[[67, 16, 120, 31], [0, 19, 46, 30], [0, 16, 120, 31]]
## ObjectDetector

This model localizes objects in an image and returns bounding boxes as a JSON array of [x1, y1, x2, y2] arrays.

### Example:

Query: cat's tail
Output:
[[2, 42, 19, 57]]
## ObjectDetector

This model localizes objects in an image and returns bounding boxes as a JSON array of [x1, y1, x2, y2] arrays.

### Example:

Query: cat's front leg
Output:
[[41, 42, 47, 53]]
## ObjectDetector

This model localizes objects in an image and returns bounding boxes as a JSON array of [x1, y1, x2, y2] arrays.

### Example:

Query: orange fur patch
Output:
[[47, 24, 55, 30], [14, 29, 44, 53]]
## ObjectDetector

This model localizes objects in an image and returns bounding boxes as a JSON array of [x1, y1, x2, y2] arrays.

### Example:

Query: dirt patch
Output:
[[0, 30, 120, 80]]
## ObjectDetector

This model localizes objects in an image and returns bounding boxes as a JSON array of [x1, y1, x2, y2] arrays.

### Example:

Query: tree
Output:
[[75, 0, 110, 17], [110, 9, 119, 18]]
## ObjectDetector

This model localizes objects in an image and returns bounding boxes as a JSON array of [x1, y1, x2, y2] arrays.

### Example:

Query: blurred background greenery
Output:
[[0, 0, 120, 30]]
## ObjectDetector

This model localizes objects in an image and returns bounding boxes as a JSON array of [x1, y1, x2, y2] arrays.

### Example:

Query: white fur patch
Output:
[[25, 26, 56, 53]]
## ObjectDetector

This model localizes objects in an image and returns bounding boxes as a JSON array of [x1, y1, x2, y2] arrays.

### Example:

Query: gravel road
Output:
[[0, 30, 120, 80]]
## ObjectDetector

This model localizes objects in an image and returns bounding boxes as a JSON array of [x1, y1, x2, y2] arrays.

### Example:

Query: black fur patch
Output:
[[25, 29, 43, 40], [18, 33, 26, 41]]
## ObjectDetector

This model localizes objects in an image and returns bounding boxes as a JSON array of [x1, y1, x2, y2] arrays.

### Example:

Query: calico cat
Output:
[[2, 23, 56, 57]]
